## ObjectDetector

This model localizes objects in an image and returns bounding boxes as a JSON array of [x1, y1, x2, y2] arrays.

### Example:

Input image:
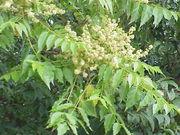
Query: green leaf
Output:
[[46, 34, 56, 50], [78, 108, 91, 130], [163, 9, 172, 20], [130, 2, 140, 23], [139, 93, 153, 108], [119, 80, 129, 102], [106, 0, 113, 14], [128, 0, 135, 17], [155, 114, 164, 125], [127, 73, 135, 87], [77, 119, 89, 134], [63, 68, 74, 84], [143, 114, 155, 131], [11, 70, 21, 82], [153, 66, 164, 75], [142, 77, 154, 90], [98, 64, 106, 81], [23, 20, 31, 33], [112, 69, 124, 88], [126, 87, 140, 109], [22, 54, 35, 74], [68, 124, 78, 135], [15, 23, 24, 37], [85, 84, 95, 97], [153, 6, 163, 26], [81, 101, 97, 117], [0, 69, 21, 82], [66, 113, 77, 126], [142, 63, 151, 74], [89, 94, 99, 102], [104, 114, 115, 133], [100, 98, 108, 108], [99, 106, 108, 121], [99, 0, 113, 14], [54, 68, 63, 83], [113, 122, 121, 135], [153, 104, 159, 115], [103, 96, 113, 107], [153, 99, 164, 114], [61, 40, 69, 52], [163, 104, 171, 115], [53, 103, 74, 112], [0, 73, 10, 81], [19, 23, 28, 36], [0, 21, 11, 33], [166, 80, 179, 90], [49, 112, 63, 125], [173, 97, 180, 108], [38, 31, 49, 52], [66, 114, 78, 135], [164, 115, 170, 126], [32, 62, 55, 89], [54, 38, 63, 48], [134, 75, 141, 86], [103, 66, 112, 83], [171, 11, 178, 21], [70, 42, 77, 54], [78, 42, 87, 51], [89, 0, 94, 4], [164, 129, 175, 135], [140, 5, 153, 27], [133, 62, 143, 73], [57, 123, 69, 135]]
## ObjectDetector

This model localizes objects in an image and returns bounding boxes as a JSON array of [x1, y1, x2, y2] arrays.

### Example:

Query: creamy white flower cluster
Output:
[[0, 0, 65, 23], [64, 18, 153, 77], [25, 2, 65, 22], [137, 0, 149, 4], [38, 2, 65, 16], [0, 0, 17, 11]]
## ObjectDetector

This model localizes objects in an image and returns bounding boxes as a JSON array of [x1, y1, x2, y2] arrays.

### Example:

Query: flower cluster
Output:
[[0, 0, 65, 23], [64, 17, 153, 77], [38, 2, 65, 16], [25, 1, 65, 22], [137, 0, 149, 4], [0, 0, 17, 12]]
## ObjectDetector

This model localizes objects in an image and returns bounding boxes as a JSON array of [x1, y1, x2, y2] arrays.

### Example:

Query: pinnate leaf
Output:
[[112, 69, 124, 88], [63, 68, 74, 84], [57, 123, 69, 135], [38, 31, 49, 52], [113, 122, 121, 135], [140, 5, 153, 27], [153, 6, 163, 26], [104, 114, 115, 133]]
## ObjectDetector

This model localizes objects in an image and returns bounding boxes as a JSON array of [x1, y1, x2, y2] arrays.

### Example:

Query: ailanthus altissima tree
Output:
[[0, 0, 179, 135]]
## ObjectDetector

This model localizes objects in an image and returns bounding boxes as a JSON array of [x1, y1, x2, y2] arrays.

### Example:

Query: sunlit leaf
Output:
[[113, 122, 121, 135], [104, 114, 115, 133], [78, 108, 91, 130], [38, 31, 49, 52], [46, 34, 56, 50], [63, 68, 74, 84], [153, 6, 163, 26], [112, 69, 124, 88], [140, 5, 153, 27], [57, 123, 69, 135]]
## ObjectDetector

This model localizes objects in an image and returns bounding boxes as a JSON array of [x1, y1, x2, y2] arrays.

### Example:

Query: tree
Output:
[[0, 0, 179, 134]]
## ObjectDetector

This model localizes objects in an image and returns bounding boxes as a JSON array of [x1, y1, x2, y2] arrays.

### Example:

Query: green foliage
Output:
[[0, 0, 179, 135]]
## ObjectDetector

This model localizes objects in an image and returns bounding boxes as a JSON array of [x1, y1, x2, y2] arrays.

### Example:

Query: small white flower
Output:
[[83, 72, 88, 78], [74, 69, 81, 75]]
